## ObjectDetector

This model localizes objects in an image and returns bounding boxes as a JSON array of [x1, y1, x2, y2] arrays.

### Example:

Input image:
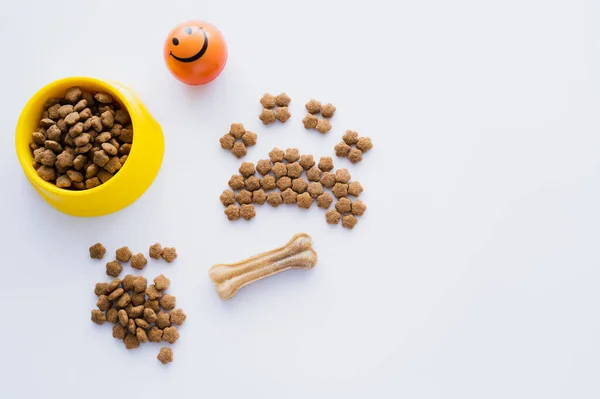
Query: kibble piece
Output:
[[48, 103, 61, 120], [57, 118, 68, 133], [101, 142, 118, 155], [58, 104, 74, 118], [46, 125, 61, 141], [320, 172, 336, 189], [260, 175, 276, 190], [286, 162, 303, 179], [224, 205, 241, 221], [335, 197, 352, 214], [348, 148, 363, 163], [157, 347, 173, 364], [307, 182, 324, 198], [284, 148, 300, 163], [146, 284, 163, 300], [299, 155, 315, 170], [260, 93, 276, 108], [118, 309, 129, 327], [348, 181, 364, 197], [245, 176, 261, 191], [228, 175, 245, 191], [351, 200, 367, 216], [229, 123, 245, 139], [259, 109, 276, 125], [36, 165, 56, 182], [133, 276, 148, 293], [305, 99, 321, 114], [135, 318, 150, 329], [131, 253, 147, 270], [302, 114, 318, 129], [315, 119, 332, 134], [219, 134, 235, 150], [96, 295, 111, 311], [317, 193, 333, 209], [32, 132, 45, 146], [153, 274, 170, 291], [115, 109, 130, 125], [267, 192, 283, 207], [272, 162, 287, 178], [156, 312, 171, 329], [56, 175, 72, 188], [121, 274, 136, 291], [91, 309, 106, 325], [64, 86, 83, 103], [85, 177, 101, 189], [65, 112, 80, 126], [356, 137, 373, 152], [106, 260, 123, 277], [145, 300, 160, 313], [45, 140, 63, 153], [120, 129, 133, 143], [75, 143, 92, 155], [107, 278, 121, 293], [112, 324, 127, 340], [231, 141, 247, 158], [318, 157, 334, 172], [276, 176, 292, 191], [275, 107, 291, 123], [252, 189, 267, 204], [269, 148, 284, 163], [325, 209, 342, 224], [116, 246, 132, 263], [144, 308, 158, 324], [132, 292, 146, 306], [335, 168, 351, 183], [342, 214, 358, 229], [106, 308, 118, 324], [104, 157, 122, 174], [297, 193, 314, 209], [94, 282, 109, 296], [160, 247, 177, 262], [342, 130, 359, 145], [66, 169, 83, 183], [101, 110, 114, 129], [148, 326, 163, 342], [160, 294, 176, 310], [239, 162, 255, 177], [94, 92, 113, 104], [281, 188, 298, 204], [136, 327, 149, 343], [292, 178, 308, 194], [162, 326, 180, 344], [255, 159, 272, 175], [306, 166, 322, 182], [38, 150, 56, 167], [242, 131, 257, 146], [275, 93, 291, 107], [124, 333, 140, 350], [332, 183, 349, 198], [128, 318, 136, 334], [334, 141, 351, 157], [240, 204, 256, 220], [89, 243, 106, 259], [220, 190, 236, 206], [170, 309, 187, 325], [108, 288, 125, 301], [97, 169, 113, 183], [93, 150, 109, 167], [321, 103, 336, 118], [236, 189, 253, 205]]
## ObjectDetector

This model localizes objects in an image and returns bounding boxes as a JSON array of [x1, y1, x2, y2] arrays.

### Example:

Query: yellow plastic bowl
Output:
[[15, 77, 164, 217]]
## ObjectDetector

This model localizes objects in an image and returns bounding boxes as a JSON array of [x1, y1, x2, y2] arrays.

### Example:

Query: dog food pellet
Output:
[[306, 166, 322, 182], [118, 309, 129, 326], [297, 193, 313, 209], [267, 192, 283, 207], [229, 123, 245, 139], [121, 274, 136, 291], [145, 299, 160, 313], [163, 247, 178, 263], [348, 148, 363, 164], [156, 312, 171, 329], [320, 172, 336, 188], [305, 99, 321, 114], [228, 175, 245, 191], [160, 294, 176, 310], [132, 292, 145, 306], [236, 190, 253, 205], [136, 327, 149, 343], [281, 188, 298, 204], [106, 261, 122, 277], [272, 162, 287, 178], [220, 134, 235, 150], [239, 162, 255, 177], [269, 147, 285, 163], [240, 204, 256, 220], [135, 318, 150, 330], [107, 278, 121, 293], [115, 246, 132, 263], [242, 131, 258, 146], [356, 137, 373, 152], [335, 198, 352, 214], [146, 284, 163, 300], [259, 109, 276, 124], [348, 181, 364, 197], [315, 119, 332, 134], [321, 104, 336, 118], [275, 93, 291, 107], [97, 295, 111, 311], [261, 175, 277, 190], [231, 142, 247, 158], [124, 333, 140, 350], [342, 214, 358, 229], [220, 190, 236, 207], [325, 209, 342, 224], [307, 182, 324, 198], [276, 176, 292, 191], [116, 292, 132, 308], [292, 178, 308, 193], [148, 326, 163, 342], [154, 274, 170, 291], [335, 168, 351, 184], [286, 162, 303, 179], [275, 107, 291, 123], [162, 326, 180, 344], [284, 148, 300, 163], [89, 243, 106, 259], [332, 183, 348, 198], [108, 287, 124, 301], [129, 305, 145, 319], [351, 200, 367, 216], [170, 309, 187, 325], [144, 308, 158, 324], [343, 130, 359, 145], [299, 154, 315, 170], [245, 176, 261, 191], [334, 141, 351, 157], [158, 347, 173, 365], [318, 157, 334, 172], [95, 282, 109, 296], [252, 189, 267, 204], [112, 324, 127, 340], [256, 159, 272, 175], [91, 309, 106, 325], [106, 308, 119, 324], [260, 93, 276, 108], [133, 276, 148, 293], [317, 193, 333, 209], [224, 205, 241, 220], [131, 253, 147, 270], [302, 114, 318, 129]]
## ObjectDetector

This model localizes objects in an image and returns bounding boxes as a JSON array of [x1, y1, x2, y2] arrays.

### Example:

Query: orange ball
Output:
[[163, 20, 228, 86]]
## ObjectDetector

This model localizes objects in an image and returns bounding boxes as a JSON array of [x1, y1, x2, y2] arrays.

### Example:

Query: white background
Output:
[[1, 0, 599, 398]]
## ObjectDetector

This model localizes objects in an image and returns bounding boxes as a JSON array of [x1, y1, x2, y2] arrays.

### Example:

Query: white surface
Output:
[[1, 0, 599, 397]]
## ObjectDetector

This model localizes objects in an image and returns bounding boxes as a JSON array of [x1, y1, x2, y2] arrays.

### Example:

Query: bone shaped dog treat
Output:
[[208, 233, 317, 300]]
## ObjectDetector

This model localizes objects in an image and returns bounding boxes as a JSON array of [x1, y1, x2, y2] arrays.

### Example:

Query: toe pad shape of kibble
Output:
[[334, 130, 373, 164], [220, 148, 367, 228], [219, 123, 257, 158], [259, 92, 291, 125], [31, 87, 132, 189], [302, 99, 335, 134]]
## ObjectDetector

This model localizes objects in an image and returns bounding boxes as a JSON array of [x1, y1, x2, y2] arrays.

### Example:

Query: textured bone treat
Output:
[[208, 233, 317, 300]]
